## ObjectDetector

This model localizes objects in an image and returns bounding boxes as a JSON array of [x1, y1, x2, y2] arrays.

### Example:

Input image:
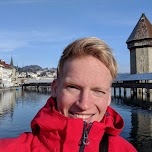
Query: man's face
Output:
[[52, 56, 112, 123]]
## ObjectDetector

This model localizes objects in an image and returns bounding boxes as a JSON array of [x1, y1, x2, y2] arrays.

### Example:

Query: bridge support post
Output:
[[37, 86, 39, 92], [119, 87, 121, 97], [146, 89, 150, 101], [114, 87, 116, 96], [124, 88, 126, 97]]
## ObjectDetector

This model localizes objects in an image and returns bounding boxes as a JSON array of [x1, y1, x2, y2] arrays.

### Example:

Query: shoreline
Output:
[[0, 86, 21, 92]]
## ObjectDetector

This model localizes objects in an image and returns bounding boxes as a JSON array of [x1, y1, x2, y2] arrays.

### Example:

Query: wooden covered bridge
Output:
[[22, 73, 152, 99], [22, 79, 54, 92], [113, 73, 152, 100]]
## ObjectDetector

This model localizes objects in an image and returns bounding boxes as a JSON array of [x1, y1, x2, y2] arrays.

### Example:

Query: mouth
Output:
[[69, 111, 95, 121]]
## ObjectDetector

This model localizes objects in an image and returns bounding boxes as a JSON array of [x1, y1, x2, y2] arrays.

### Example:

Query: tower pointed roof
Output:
[[10, 56, 14, 67], [126, 13, 152, 43]]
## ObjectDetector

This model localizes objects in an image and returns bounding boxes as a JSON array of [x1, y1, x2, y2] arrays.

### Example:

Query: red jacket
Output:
[[0, 97, 137, 152]]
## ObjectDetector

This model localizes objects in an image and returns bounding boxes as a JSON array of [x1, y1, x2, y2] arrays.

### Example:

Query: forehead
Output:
[[60, 56, 112, 87], [63, 55, 109, 72]]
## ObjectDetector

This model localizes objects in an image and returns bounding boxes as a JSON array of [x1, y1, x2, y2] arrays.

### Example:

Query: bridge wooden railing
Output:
[[112, 82, 152, 89]]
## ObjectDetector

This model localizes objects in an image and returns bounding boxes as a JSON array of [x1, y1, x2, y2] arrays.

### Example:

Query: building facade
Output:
[[0, 60, 17, 87]]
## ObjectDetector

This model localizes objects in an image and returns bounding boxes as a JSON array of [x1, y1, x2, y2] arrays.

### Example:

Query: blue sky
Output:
[[0, 0, 152, 73]]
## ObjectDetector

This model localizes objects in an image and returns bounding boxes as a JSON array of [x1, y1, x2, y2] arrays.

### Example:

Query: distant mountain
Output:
[[16, 65, 43, 73]]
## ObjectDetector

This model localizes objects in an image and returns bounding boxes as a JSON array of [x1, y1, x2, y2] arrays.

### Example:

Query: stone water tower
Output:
[[126, 13, 152, 74]]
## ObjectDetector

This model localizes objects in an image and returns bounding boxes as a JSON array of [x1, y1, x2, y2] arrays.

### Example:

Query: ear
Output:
[[51, 79, 58, 98]]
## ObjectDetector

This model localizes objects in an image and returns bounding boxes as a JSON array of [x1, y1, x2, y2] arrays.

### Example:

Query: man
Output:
[[0, 37, 137, 152]]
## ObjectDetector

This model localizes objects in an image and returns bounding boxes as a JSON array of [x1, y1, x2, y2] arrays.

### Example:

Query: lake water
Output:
[[0, 89, 152, 152]]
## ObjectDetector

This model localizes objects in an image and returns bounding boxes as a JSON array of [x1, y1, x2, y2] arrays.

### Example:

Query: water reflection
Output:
[[111, 97, 152, 152], [0, 90, 16, 118], [0, 89, 50, 138], [0, 89, 152, 151], [131, 110, 152, 152], [112, 88, 152, 111]]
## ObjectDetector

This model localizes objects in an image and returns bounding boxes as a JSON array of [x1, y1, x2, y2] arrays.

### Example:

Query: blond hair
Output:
[[57, 37, 118, 79]]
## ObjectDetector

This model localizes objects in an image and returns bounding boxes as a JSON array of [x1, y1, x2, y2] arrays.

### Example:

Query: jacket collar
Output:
[[31, 97, 124, 136]]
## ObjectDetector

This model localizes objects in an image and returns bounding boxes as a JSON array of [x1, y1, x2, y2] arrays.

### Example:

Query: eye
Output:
[[66, 85, 79, 92], [93, 90, 106, 97]]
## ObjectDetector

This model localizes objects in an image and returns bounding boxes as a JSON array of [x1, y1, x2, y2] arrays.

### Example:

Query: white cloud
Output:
[[0, 40, 27, 52], [0, 29, 78, 52]]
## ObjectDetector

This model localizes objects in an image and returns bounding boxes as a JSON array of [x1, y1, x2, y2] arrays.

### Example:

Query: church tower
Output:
[[10, 56, 14, 68], [126, 14, 152, 74]]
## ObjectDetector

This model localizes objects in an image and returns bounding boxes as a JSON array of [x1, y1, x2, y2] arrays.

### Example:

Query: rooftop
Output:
[[115, 73, 152, 81], [126, 13, 152, 43]]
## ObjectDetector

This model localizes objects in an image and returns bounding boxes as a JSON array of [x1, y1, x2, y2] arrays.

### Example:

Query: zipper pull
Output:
[[82, 128, 90, 145], [79, 121, 92, 146]]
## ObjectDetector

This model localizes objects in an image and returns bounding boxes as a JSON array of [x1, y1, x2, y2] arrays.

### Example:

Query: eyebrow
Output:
[[92, 87, 111, 92], [66, 81, 111, 91], [65, 77, 112, 91]]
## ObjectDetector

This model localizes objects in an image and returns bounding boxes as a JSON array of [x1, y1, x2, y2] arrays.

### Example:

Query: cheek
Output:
[[56, 90, 76, 109], [96, 97, 110, 112]]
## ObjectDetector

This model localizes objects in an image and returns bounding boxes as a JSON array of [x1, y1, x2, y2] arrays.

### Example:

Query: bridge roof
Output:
[[114, 73, 152, 81], [24, 78, 54, 84]]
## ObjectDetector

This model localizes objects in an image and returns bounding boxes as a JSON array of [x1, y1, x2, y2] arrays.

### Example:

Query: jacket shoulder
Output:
[[0, 132, 49, 152], [0, 133, 34, 152], [108, 135, 137, 152]]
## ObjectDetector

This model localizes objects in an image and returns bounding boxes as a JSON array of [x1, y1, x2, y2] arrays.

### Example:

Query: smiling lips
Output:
[[69, 112, 94, 120]]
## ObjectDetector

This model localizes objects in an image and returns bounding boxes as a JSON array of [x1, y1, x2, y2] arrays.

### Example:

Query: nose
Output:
[[76, 90, 93, 110]]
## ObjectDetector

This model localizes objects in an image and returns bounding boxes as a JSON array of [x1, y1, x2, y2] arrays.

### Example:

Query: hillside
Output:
[[16, 65, 44, 73]]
